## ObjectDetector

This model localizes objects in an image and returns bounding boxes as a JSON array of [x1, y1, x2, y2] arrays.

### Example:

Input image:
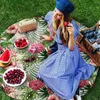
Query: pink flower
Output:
[[29, 43, 44, 54], [48, 94, 60, 100], [12, 61, 17, 67], [78, 47, 83, 52], [77, 44, 83, 52], [79, 80, 89, 88], [7, 24, 18, 34], [24, 56, 36, 62], [47, 88, 53, 94], [29, 80, 45, 90], [3, 85, 15, 94], [47, 49, 51, 55]]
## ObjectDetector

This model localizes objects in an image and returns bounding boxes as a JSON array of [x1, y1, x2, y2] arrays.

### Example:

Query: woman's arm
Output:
[[68, 34, 74, 51], [41, 27, 55, 41], [67, 24, 75, 51]]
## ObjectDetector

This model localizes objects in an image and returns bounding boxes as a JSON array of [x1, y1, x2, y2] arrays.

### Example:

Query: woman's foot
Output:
[[47, 93, 60, 100]]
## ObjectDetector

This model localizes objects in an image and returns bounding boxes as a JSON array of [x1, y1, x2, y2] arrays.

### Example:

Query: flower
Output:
[[47, 94, 59, 100], [29, 43, 44, 54], [78, 47, 83, 52], [24, 56, 36, 62], [79, 80, 89, 88], [3, 85, 15, 94], [77, 44, 83, 52], [47, 88, 53, 94], [29, 80, 45, 91], [6, 24, 18, 34], [47, 49, 51, 55]]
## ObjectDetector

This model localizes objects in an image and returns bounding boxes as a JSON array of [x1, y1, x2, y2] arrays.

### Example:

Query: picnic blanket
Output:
[[0, 17, 99, 100]]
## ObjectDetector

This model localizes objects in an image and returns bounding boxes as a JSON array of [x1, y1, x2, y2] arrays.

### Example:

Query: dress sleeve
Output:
[[44, 11, 53, 35], [71, 20, 80, 40], [45, 11, 53, 21]]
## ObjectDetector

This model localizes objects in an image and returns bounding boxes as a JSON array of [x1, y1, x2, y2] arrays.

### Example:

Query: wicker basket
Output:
[[76, 26, 100, 67]]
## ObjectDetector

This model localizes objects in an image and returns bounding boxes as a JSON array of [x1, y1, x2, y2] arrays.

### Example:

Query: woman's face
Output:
[[53, 8, 63, 21]]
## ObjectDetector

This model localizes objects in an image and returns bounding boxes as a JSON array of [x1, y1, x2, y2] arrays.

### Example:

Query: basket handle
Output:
[[79, 36, 85, 44], [78, 35, 98, 54], [91, 48, 99, 54]]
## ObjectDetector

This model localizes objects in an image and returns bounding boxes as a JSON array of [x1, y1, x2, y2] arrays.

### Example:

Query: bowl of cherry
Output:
[[14, 37, 29, 49], [3, 68, 26, 87]]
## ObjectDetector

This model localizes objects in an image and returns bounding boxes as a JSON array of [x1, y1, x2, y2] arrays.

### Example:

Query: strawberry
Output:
[[15, 38, 28, 48]]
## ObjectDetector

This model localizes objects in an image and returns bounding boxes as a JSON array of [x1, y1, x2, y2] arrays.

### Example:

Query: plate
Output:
[[3, 68, 26, 87], [14, 38, 29, 49]]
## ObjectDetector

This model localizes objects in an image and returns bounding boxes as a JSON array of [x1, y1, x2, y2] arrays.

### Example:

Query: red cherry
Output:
[[4, 69, 25, 85], [64, 22, 69, 27]]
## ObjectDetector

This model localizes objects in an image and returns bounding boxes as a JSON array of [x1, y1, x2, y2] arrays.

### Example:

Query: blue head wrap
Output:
[[56, 0, 74, 16]]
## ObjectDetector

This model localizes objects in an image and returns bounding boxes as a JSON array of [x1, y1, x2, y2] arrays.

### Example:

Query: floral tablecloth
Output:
[[0, 17, 99, 100]]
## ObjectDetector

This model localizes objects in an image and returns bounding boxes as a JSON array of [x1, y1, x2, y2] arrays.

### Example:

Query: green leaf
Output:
[[0, 33, 14, 40], [0, 78, 3, 83], [0, 68, 5, 73], [0, 90, 14, 100], [39, 87, 49, 99], [0, 40, 13, 48], [38, 50, 48, 61]]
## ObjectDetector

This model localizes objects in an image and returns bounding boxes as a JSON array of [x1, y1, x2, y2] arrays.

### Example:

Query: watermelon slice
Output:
[[0, 49, 11, 64]]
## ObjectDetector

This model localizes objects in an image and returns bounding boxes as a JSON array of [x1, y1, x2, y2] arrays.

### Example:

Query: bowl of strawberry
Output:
[[14, 38, 29, 49], [3, 68, 26, 87]]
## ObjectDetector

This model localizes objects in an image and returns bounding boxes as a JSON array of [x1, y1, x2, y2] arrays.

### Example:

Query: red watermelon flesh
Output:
[[0, 49, 11, 64]]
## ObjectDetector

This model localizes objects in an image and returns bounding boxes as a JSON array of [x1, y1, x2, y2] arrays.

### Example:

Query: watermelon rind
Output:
[[0, 60, 11, 68]]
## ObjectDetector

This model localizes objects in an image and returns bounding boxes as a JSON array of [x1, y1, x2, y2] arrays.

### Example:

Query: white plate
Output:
[[14, 38, 29, 49], [3, 68, 26, 87]]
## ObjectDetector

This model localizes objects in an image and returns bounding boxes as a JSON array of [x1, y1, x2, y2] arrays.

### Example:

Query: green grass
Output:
[[82, 70, 100, 100], [0, 0, 55, 33], [0, 0, 100, 100], [71, 0, 100, 27], [0, 0, 100, 33]]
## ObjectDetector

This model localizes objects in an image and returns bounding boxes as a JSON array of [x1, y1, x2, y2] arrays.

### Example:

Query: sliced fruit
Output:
[[0, 49, 11, 64], [0, 60, 11, 68]]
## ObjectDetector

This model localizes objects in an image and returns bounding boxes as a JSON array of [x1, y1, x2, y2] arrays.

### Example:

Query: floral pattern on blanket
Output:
[[0, 17, 99, 100]]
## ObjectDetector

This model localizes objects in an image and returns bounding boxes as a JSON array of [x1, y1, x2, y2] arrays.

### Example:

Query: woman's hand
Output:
[[66, 23, 74, 35], [40, 35, 53, 41], [41, 35, 49, 40]]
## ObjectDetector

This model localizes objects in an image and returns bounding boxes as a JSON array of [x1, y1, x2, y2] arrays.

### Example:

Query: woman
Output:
[[43, 0, 79, 54], [37, 0, 95, 100]]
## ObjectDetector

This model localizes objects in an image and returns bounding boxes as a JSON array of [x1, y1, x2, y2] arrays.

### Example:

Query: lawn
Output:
[[0, 0, 100, 100]]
